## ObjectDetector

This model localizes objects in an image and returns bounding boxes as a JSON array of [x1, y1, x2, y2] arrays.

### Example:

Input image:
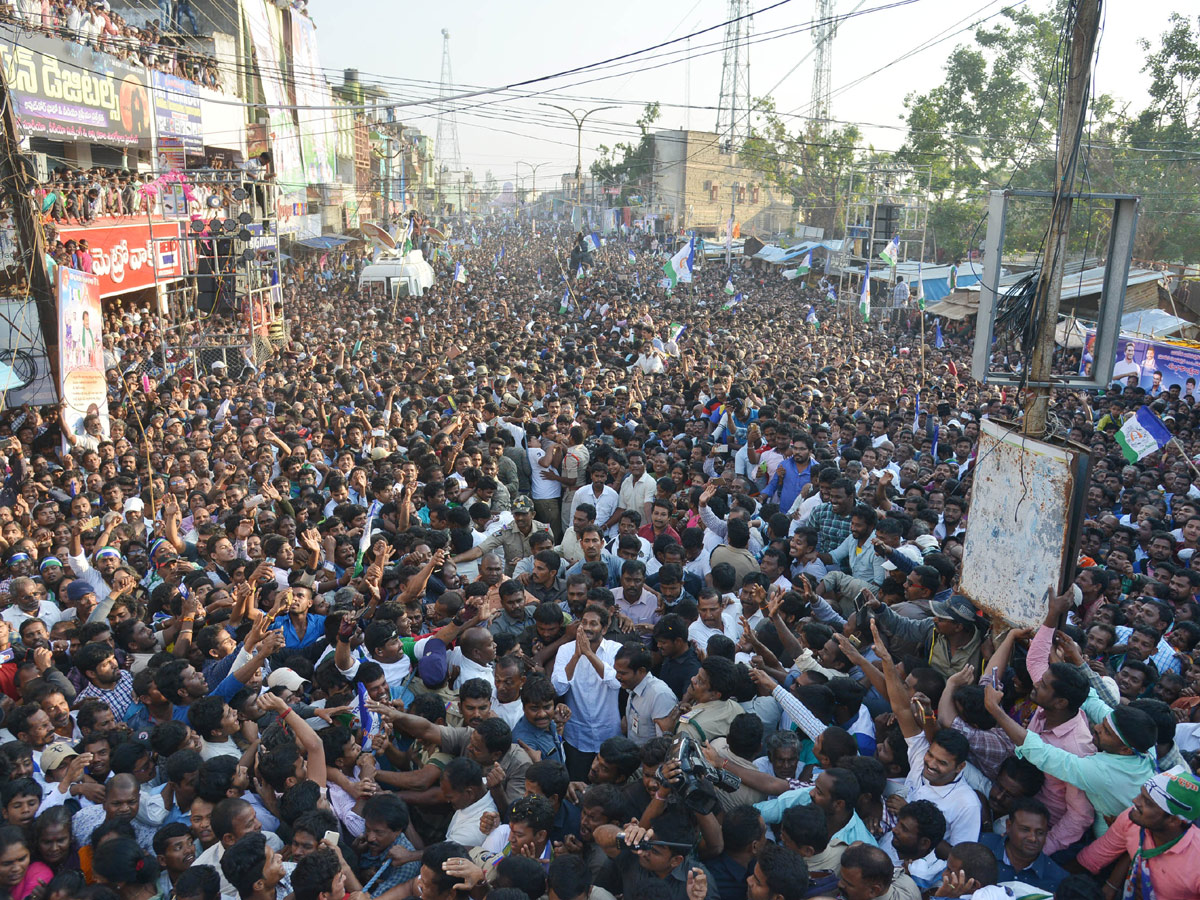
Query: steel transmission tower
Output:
[[715, 0, 752, 149], [810, 0, 836, 130], [435, 28, 463, 213]]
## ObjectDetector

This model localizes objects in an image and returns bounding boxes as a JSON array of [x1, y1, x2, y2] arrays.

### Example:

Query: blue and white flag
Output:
[[627, 250, 636, 264], [805, 305, 818, 326], [724, 278, 736, 295], [879, 235, 900, 267], [722, 292, 742, 312], [355, 681, 373, 749], [587, 232, 603, 252], [576, 265, 584, 280], [1116, 406, 1172, 463], [669, 322, 686, 342], [499, 246, 506, 259], [859, 266, 871, 321], [826, 283, 837, 303], [663, 238, 694, 287], [913, 392, 920, 431], [536, 266, 542, 283], [559, 289, 571, 314], [935, 318, 945, 349], [454, 262, 466, 284]]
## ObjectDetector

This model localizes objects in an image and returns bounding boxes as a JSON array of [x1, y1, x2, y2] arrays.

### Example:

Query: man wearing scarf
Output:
[[1078, 771, 1200, 900], [984, 686, 1157, 838]]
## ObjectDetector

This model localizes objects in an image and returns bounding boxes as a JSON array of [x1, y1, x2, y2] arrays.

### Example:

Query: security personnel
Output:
[[452, 496, 552, 576]]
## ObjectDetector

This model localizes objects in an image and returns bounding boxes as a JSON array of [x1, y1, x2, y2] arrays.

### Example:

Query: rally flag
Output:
[[499, 246, 506, 259], [355, 681, 373, 748], [627, 250, 636, 264], [805, 305, 818, 326], [722, 292, 742, 312], [935, 318, 945, 349], [669, 322, 686, 342], [1115, 406, 1172, 463], [537, 266, 542, 283], [859, 266, 871, 321], [400, 218, 414, 253], [916, 263, 926, 311], [559, 289, 571, 314], [454, 263, 466, 284], [660, 277, 673, 291], [492, 253, 498, 270], [913, 392, 920, 431], [576, 265, 584, 280], [725, 215, 734, 252], [782, 269, 801, 281], [931, 423, 940, 460], [879, 235, 900, 267], [663, 238, 694, 287], [798, 250, 812, 275], [634, 271, 640, 287], [826, 284, 837, 303], [587, 232, 603, 252], [724, 278, 735, 295]]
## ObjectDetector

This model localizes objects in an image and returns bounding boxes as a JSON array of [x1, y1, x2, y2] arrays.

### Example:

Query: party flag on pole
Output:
[[559, 289, 571, 314], [627, 250, 636, 264], [1115, 406, 1172, 463], [916, 263, 926, 311], [797, 250, 812, 275], [859, 266, 871, 321], [879, 235, 900, 267], [935, 318, 945, 349], [454, 263, 466, 284], [722, 292, 742, 312], [724, 278, 735, 295]]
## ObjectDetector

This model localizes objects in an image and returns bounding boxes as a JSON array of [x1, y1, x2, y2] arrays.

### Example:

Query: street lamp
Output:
[[516, 161, 550, 208], [540, 104, 616, 206]]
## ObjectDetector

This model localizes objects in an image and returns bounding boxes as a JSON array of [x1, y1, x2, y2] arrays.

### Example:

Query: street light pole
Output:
[[541, 104, 616, 207], [516, 160, 550, 210]]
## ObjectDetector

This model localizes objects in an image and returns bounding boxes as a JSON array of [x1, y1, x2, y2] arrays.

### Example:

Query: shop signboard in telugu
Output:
[[151, 71, 202, 154], [0, 28, 152, 146], [1081, 329, 1200, 398], [59, 222, 184, 298], [57, 267, 110, 449]]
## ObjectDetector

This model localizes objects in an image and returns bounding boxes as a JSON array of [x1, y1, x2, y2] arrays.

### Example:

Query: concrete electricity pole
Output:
[[1023, 0, 1102, 436]]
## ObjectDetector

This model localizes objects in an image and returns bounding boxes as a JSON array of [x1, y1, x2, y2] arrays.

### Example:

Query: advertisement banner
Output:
[[244, 0, 306, 222], [57, 267, 110, 444], [0, 27, 152, 146], [59, 223, 184, 298], [290, 12, 335, 188], [1081, 330, 1200, 398], [151, 71, 202, 154]]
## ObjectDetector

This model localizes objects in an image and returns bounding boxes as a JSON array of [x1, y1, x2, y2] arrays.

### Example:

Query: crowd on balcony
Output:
[[1, 0, 222, 90]]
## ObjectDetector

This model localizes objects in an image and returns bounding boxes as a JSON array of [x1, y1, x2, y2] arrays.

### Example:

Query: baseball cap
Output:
[[511, 496, 534, 514], [930, 594, 981, 626], [66, 580, 97, 604], [124, 497, 145, 513], [882, 545, 922, 572], [40, 743, 78, 773], [913, 535, 939, 555], [266, 668, 309, 692]]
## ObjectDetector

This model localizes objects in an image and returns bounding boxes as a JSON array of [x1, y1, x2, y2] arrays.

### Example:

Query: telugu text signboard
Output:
[[0, 28, 152, 146], [59, 222, 184, 298], [151, 71, 202, 154]]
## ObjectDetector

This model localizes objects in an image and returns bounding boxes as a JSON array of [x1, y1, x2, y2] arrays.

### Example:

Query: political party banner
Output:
[[1081, 330, 1200, 398], [290, 12, 335, 188], [244, 0, 307, 227], [57, 267, 109, 445], [58, 222, 184, 298], [0, 27, 152, 146], [151, 71, 202, 154]]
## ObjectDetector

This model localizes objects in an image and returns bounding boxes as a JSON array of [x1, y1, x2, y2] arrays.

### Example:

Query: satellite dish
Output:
[[361, 221, 397, 251]]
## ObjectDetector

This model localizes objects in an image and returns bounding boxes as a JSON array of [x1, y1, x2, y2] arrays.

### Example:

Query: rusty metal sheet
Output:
[[958, 419, 1079, 629]]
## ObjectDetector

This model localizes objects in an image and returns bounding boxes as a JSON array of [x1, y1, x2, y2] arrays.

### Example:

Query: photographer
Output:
[[592, 806, 718, 900]]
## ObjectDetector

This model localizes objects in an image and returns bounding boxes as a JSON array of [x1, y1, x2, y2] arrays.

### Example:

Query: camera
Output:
[[658, 735, 741, 815]]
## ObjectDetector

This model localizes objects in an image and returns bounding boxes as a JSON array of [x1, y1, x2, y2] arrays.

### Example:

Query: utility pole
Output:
[[0, 61, 59, 399], [1024, 0, 1101, 436], [541, 104, 615, 207], [726, 184, 736, 268]]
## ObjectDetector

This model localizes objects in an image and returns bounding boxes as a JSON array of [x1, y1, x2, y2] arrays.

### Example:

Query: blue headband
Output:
[[7, 552, 30, 565], [38, 557, 61, 569], [95, 547, 121, 560]]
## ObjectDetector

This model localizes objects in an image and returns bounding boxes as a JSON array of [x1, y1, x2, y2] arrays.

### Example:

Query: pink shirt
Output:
[[1079, 809, 1200, 900], [1027, 624, 1097, 853]]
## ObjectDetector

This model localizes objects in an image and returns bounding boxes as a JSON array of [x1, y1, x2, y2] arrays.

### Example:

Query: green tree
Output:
[[590, 102, 660, 205], [740, 98, 861, 235]]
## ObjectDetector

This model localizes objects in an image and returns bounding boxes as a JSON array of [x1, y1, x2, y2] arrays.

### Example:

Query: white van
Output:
[[358, 250, 437, 299]]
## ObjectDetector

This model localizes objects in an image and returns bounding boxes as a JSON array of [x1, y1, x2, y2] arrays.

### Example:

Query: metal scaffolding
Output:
[[833, 162, 931, 317]]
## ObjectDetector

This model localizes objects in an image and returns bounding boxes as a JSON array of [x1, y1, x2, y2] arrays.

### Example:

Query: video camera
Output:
[[658, 735, 741, 815]]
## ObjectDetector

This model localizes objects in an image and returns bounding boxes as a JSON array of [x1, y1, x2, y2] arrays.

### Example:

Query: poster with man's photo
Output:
[[1082, 330, 1200, 397]]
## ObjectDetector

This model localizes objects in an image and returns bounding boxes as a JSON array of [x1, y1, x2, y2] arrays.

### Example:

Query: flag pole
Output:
[[1170, 436, 1200, 481], [554, 251, 581, 310], [919, 309, 926, 385]]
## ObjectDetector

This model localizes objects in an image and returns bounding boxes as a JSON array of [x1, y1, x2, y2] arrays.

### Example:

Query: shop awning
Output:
[[291, 234, 355, 250]]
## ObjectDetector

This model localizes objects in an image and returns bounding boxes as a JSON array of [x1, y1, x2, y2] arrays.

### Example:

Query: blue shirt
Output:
[[512, 716, 565, 763], [979, 832, 1068, 893], [270, 613, 327, 649], [766, 457, 813, 512], [756, 791, 878, 849]]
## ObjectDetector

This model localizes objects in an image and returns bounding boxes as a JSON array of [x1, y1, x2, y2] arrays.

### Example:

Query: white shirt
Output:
[[902, 732, 982, 846], [446, 790, 498, 848], [688, 619, 732, 653], [528, 446, 562, 499], [618, 471, 657, 517], [571, 484, 621, 537], [551, 638, 622, 752], [200, 738, 241, 761], [449, 647, 495, 693], [495, 698, 523, 730], [2, 600, 63, 628]]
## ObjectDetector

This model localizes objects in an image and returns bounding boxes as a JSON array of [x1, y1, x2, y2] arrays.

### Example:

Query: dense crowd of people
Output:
[[2, 0, 222, 89], [0, 217, 1198, 900]]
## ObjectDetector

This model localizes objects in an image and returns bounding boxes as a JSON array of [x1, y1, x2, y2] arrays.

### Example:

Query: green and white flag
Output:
[[663, 238, 694, 287], [879, 236, 899, 267], [859, 266, 871, 322], [797, 250, 812, 275], [916, 263, 925, 311], [1115, 406, 1171, 463], [724, 278, 735, 295]]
